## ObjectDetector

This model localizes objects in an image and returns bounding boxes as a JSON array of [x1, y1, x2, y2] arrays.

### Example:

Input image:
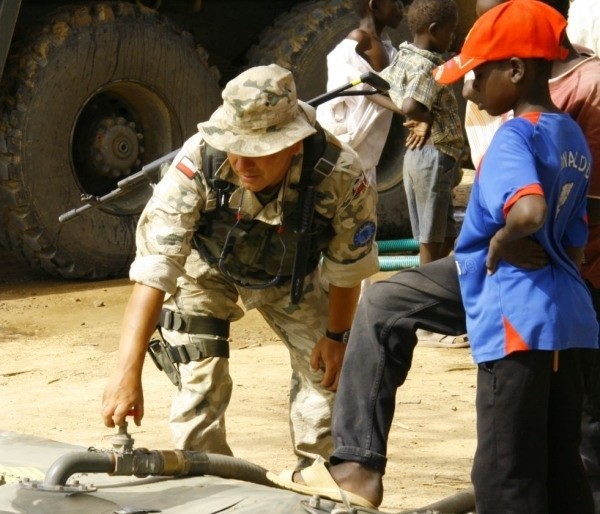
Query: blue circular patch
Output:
[[353, 221, 376, 247]]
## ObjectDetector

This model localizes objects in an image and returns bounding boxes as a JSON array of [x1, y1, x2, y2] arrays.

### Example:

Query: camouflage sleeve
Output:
[[318, 142, 380, 287], [129, 133, 209, 294]]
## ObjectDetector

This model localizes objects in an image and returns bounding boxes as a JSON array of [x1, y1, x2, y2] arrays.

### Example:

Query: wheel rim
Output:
[[70, 80, 179, 216]]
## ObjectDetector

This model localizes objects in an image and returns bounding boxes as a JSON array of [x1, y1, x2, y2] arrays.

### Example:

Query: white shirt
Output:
[[463, 72, 513, 170], [568, 0, 600, 56], [316, 38, 397, 184]]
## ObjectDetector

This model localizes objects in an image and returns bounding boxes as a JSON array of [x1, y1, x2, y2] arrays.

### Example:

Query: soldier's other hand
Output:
[[101, 372, 144, 428], [310, 336, 346, 392]]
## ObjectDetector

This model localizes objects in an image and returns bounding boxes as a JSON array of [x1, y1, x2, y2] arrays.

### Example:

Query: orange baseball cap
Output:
[[433, 0, 568, 85]]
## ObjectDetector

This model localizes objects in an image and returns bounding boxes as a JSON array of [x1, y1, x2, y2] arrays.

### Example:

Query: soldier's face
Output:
[[228, 142, 301, 193]]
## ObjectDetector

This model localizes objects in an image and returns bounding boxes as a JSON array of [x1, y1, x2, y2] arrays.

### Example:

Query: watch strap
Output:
[[325, 328, 351, 344]]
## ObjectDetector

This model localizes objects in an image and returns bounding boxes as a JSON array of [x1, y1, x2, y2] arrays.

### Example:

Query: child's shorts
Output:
[[403, 145, 458, 243]]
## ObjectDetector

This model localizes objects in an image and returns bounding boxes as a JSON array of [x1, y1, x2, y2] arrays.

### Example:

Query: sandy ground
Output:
[[0, 173, 476, 512]]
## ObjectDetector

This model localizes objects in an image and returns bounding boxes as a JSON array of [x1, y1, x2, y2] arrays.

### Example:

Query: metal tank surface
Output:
[[0, 424, 477, 514]]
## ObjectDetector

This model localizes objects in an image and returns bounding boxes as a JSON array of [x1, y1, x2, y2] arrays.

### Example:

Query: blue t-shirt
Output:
[[455, 112, 598, 364]]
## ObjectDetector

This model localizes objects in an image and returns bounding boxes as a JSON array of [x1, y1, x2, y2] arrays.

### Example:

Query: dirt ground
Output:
[[0, 174, 476, 513]]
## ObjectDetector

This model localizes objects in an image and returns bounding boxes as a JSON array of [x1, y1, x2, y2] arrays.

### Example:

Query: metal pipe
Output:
[[43, 451, 115, 487]]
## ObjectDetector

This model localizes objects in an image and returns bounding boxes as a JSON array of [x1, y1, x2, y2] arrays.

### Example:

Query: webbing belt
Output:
[[159, 309, 230, 338], [166, 338, 230, 364]]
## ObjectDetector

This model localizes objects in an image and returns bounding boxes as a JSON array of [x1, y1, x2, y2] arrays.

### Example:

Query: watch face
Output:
[[342, 330, 351, 344]]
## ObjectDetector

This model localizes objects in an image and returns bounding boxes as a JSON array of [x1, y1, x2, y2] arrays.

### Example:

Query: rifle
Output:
[[58, 149, 180, 224], [59, 72, 389, 224]]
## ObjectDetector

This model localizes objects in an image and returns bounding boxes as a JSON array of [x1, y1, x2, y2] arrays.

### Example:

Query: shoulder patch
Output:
[[353, 221, 376, 247], [176, 156, 197, 179]]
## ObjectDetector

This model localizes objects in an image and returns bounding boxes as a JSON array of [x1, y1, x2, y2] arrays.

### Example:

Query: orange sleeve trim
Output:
[[503, 315, 530, 355], [519, 112, 541, 124], [503, 184, 544, 219]]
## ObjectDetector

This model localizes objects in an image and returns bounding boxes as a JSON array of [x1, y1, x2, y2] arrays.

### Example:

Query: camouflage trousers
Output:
[[162, 251, 334, 469]]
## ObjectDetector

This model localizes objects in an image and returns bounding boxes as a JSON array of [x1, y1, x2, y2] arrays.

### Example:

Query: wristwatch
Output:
[[325, 328, 351, 344]]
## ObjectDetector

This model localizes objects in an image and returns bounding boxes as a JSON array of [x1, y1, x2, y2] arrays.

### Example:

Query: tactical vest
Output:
[[192, 128, 341, 290]]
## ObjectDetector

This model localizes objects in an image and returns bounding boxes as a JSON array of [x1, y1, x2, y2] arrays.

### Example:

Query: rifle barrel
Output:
[[59, 149, 181, 223]]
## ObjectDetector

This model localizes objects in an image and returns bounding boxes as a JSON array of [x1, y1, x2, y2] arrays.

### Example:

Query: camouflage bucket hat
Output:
[[198, 64, 317, 157]]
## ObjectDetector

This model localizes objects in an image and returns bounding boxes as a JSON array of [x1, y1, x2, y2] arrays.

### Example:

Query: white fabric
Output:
[[568, 0, 600, 56], [463, 72, 513, 170], [316, 39, 396, 184], [464, 101, 508, 170]]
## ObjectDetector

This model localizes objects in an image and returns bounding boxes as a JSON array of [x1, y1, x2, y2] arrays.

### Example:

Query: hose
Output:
[[377, 239, 420, 253], [379, 255, 420, 271], [394, 486, 476, 514], [183, 451, 271, 486]]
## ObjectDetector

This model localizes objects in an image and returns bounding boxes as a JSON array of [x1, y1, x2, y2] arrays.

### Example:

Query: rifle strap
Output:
[[299, 123, 340, 191]]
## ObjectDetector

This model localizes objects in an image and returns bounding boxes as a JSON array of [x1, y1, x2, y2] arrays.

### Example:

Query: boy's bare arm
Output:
[[401, 98, 433, 124], [370, 93, 404, 114], [486, 194, 547, 274], [370, 94, 434, 125], [369, 95, 432, 149], [349, 30, 390, 72]]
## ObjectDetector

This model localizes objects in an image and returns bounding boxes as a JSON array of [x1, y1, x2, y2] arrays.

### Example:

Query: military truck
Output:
[[0, 0, 476, 280]]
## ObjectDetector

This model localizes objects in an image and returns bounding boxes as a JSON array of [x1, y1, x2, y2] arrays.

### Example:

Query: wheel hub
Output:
[[92, 117, 144, 178]]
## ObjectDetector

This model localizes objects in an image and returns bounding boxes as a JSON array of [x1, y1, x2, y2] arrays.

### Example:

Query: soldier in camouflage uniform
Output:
[[101, 64, 379, 469]]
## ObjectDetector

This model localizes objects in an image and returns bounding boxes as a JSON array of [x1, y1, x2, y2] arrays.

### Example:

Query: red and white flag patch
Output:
[[176, 156, 197, 179], [353, 175, 368, 196]]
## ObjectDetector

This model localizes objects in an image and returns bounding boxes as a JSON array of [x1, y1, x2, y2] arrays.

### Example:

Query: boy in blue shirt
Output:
[[434, 0, 598, 511]]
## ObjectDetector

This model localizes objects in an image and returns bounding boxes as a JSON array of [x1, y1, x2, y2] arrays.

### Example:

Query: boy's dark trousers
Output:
[[581, 282, 600, 513], [330, 255, 599, 511], [472, 350, 594, 514]]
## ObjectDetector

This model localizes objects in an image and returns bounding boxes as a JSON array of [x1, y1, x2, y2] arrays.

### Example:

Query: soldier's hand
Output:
[[101, 371, 144, 428], [310, 336, 346, 392]]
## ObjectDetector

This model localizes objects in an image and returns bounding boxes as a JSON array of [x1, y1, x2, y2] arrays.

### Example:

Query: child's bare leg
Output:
[[441, 237, 456, 258], [419, 241, 443, 265]]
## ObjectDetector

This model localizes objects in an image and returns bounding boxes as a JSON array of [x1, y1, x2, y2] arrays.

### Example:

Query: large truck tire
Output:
[[247, 0, 413, 240], [0, 2, 221, 279]]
